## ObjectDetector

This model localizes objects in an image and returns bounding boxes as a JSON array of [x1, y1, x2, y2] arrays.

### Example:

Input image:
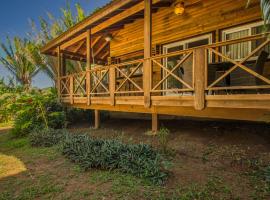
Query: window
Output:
[[222, 21, 270, 60], [162, 34, 212, 95]]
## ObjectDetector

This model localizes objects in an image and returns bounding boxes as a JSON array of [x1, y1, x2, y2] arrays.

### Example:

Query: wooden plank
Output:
[[86, 29, 92, 69], [143, 0, 152, 108], [109, 58, 116, 106], [86, 69, 91, 105], [194, 48, 206, 110], [69, 104, 270, 123], [70, 75, 74, 104], [94, 110, 100, 129]]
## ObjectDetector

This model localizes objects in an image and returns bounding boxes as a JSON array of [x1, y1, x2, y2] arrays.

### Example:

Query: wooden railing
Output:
[[59, 33, 270, 110], [151, 49, 195, 95], [206, 33, 270, 93]]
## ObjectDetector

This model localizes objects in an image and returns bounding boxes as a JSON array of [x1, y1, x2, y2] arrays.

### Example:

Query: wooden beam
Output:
[[94, 41, 109, 57], [60, 32, 87, 50], [152, 113, 159, 133], [108, 57, 115, 106], [61, 50, 85, 60], [194, 48, 206, 110], [57, 46, 62, 101], [74, 40, 86, 53], [92, 36, 102, 48], [86, 29, 92, 68], [41, 0, 137, 53], [101, 51, 110, 60], [94, 110, 100, 129], [70, 75, 74, 104], [91, 0, 162, 35], [143, 0, 152, 108]]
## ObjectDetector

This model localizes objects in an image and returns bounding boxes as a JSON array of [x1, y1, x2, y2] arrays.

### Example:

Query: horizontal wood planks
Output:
[[110, 0, 261, 57]]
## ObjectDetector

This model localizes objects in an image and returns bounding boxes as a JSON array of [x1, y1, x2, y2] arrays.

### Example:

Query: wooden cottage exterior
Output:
[[41, 0, 270, 131]]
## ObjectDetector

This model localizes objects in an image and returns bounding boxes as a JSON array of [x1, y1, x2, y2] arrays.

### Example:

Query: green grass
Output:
[[0, 130, 269, 200], [0, 121, 13, 128]]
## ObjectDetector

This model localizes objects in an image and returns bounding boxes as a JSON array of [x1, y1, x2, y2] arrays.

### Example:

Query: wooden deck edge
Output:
[[68, 103, 270, 123]]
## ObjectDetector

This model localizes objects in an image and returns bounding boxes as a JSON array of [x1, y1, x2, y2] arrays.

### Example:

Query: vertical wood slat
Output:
[[143, 0, 152, 108], [57, 46, 62, 102], [94, 110, 100, 129], [108, 57, 116, 106], [70, 75, 74, 104], [86, 29, 92, 105], [86, 69, 91, 105], [194, 48, 206, 110]]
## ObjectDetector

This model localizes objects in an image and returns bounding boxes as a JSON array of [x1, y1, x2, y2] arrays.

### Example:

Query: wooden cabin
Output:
[[41, 0, 270, 131]]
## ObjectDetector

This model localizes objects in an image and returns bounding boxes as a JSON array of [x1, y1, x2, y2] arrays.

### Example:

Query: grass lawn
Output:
[[0, 119, 270, 200]]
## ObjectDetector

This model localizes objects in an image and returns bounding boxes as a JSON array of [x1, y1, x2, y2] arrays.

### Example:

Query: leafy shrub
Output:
[[61, 134, 169, 184], [264, 166, 270, 183], [157, 127, 170, 153], [29, 128, 68, 147], [66, 108, 92, 124], [1, 88, 67, 137], [48, 111, 66, 129]]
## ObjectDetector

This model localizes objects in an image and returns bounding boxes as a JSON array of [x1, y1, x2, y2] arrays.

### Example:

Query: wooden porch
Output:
[[41, 0, 270, 130], [58, 33, 270, 126]]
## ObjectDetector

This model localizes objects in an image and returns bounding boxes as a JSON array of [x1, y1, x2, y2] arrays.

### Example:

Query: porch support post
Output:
[[69, 75, 74, 104], [194, 48, 206, 110], [108, 57, 115, 106], [152, 113, 159, 133], [86, 29, 92, 105], [94, 110, 100, 129], [143, 0, 152, 108], [57, 46, 62, 102]]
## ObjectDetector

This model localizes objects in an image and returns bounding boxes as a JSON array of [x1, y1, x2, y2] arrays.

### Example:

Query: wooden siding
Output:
[[111, 0, 261, 57]]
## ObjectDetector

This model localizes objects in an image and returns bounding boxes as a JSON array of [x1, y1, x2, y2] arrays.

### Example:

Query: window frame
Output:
[[221, 21, 265, 61], [162, 34, 213, 95]]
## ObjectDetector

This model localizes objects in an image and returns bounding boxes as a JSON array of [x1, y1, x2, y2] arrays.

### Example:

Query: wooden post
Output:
[[70, 75, 74, 104], [152, 113, 159, 133], [108, 57, 115, 106], [86, 68, 91, 105], [94, 110, 100, 129], [61, 54, 66, 76], [57, 46, 62, 102], [86, 29, 92, 105], [143, 0, 152, 108], [194, 48, 206, 110]]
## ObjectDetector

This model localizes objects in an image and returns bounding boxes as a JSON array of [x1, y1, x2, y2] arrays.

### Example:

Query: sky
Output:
[[0, 0, 110, 88]]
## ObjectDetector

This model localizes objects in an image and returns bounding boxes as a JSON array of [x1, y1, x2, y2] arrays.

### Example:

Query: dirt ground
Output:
[[0, 117, 270, 199], [69, 117, 270, 199]]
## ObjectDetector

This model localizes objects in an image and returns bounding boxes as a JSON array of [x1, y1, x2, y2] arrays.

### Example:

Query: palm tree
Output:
[[0, 37, 41, 89], [26, 3, 87, 84], [247, 0, 270, 24]]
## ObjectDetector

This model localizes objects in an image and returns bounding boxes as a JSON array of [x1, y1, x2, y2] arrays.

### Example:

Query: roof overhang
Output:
[[41, 0, 174, 56]]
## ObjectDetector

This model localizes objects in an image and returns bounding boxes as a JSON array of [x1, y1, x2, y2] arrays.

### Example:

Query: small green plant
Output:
[[61, 134, 169, 185], [29, 128, 68, 147], [157, 127, 170, 153]]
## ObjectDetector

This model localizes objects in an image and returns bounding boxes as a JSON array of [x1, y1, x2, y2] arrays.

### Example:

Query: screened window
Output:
[[222, 21, 270, 60]]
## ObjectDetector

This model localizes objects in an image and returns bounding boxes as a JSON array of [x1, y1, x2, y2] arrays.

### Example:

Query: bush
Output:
[[157, 127, 170, 153], [3, 88, 67, 137], [61, 134, 169, 184], [29, 128, 68, 147]]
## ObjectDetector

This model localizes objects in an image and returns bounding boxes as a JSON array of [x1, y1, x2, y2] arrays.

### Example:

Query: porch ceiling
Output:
[[41, 0, 174, 61]]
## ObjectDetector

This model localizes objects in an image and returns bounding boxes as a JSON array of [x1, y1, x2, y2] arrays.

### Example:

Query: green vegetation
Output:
[[0, 83, 66, 137], [29, 128, 68, 147], [62, 134, 169, 185]]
